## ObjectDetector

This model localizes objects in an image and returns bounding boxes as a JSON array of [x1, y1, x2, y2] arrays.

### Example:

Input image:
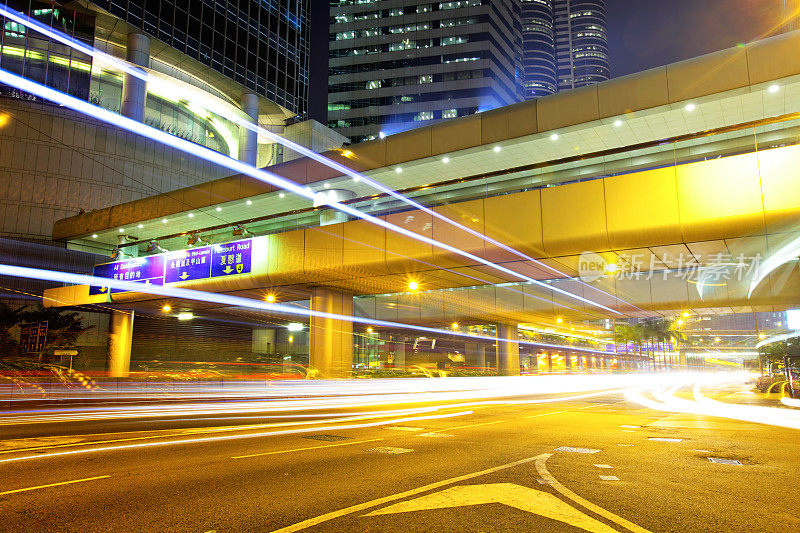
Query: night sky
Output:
[[308, 1, 786, 124]]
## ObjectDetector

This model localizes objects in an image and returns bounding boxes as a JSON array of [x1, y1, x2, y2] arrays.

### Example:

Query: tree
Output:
[[21, 305, 95, 351], [0, 302, 25, 356]]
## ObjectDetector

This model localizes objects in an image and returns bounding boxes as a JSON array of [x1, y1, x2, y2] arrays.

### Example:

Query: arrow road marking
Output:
[[364, 483, 619, 533]]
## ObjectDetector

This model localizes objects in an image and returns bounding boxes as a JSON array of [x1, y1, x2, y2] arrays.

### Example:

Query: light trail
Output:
[[624, 375, 800, 430], [0, 411, 473, 464], [0, 264, 620, 356], [0, 375, 655, 426], [0, 4, 639, 316]]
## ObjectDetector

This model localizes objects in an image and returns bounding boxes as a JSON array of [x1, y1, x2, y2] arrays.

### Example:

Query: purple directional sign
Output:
[[89, 255, 165, 295], [210, 239, 252, 278], [164, 246, 212, 283]]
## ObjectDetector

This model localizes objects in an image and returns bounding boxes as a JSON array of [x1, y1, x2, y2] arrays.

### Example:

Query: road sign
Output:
[[89, 238, 253, 293], [19, 321, 48, 353], [210, 239, 251, 277], [90, 255, 165, 294], [165, 246, 212, 283]]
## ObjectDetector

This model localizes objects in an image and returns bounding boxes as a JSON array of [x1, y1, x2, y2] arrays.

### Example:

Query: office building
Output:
[[521, 0, 609, 98], [327, 0, 523, 143]]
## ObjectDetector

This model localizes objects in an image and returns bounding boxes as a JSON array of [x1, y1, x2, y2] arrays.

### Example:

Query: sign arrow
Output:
[[98, 287, 107, 293], [179, 272, 189, 280], [364, 483, 618, 533], [222, 265, 233, 274]]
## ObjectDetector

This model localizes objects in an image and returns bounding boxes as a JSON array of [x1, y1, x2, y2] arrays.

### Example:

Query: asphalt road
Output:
[[0, 378, 798, 532]]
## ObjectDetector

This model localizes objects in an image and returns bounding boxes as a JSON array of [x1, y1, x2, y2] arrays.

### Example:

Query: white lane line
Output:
[[555, 446, 601, 454], [383, 426, 425, 432], [593, 464, 613, 469], [417, 433, 453, 438], [598, 475, 620, 481], [535, 454, 651, 533], [648, 438, 682, 442]]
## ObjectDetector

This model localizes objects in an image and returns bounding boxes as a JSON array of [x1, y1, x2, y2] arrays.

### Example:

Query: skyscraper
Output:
[[327, 0, 523, 144], [521, 0, 609, 98]]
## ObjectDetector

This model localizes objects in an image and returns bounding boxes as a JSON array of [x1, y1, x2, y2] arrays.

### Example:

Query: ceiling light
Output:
[[162, 218, 168, 224], [137, 224, 144, 229], [493, 146, 501, 152], [556, 317, 563, 324], [768, 84, 780, 93], [287, 323, 303, 332], [408, 281, 419, 291], [378, 131, 386, 139], [162, 305, 172, 312], [177, 312, 194, 321], [342, 149, 353, 157], [442, 156, 450, 163], [451, 322, 459, 329], [215, 207, 222, 212], [279, 192, 285, 198], [187, 213, 194, 218], [246, 200, 252, 205], [684, 103, 696, 112], [118, 228, 124, 233], [395, 167, 402, 173], [265, 294, 276, 303], [323, 182, 330, 188], [613, 119, 623, 127], [352, 176, 360, 182], [91, 234, 98, 239], [366, 327, 374, 334], [550, 133, 559, 141]]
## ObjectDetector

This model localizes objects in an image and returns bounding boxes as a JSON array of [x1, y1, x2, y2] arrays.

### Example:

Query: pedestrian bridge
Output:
[[39, 30, 800, 376]]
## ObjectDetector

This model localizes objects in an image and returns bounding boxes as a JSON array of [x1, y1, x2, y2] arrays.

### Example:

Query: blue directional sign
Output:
[[89, 238, 253, 294], [165, 246, 212, 283], [210, 239, 252, 278], [89, 255, 165, 295]]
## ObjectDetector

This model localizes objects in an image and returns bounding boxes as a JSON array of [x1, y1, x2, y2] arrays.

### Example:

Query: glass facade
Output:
[[0, 0, 95, 99], [93, 0, 310, 117]]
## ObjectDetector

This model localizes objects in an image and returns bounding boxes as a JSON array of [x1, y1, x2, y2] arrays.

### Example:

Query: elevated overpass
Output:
[[41, 30, 800, 376]]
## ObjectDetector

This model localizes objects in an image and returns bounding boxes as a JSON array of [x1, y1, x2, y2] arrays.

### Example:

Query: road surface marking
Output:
[[364, 483, 620, 533], [232, 438, 383, 459], [525, 410, 568, 418], [417, 432, 453, 438], [0, 475, 110, 496], [578, 404, 605, 409], [593, 464, 613, 469], [707, 457, 742, 465], [366, 446, 413, 454], [555, 446, 601, 454], [269, 454, 548, 532], [598, 475, 620, 481], [616, 444, 634, 447], [535, 454, 651, 533], [383, 426, 425, 432], [620, 425, 640, 429], [647, 438, 682, 442]]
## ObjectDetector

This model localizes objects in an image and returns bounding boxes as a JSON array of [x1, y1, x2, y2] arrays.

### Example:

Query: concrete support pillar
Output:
[[238, 92, 259, 165], [392, 337, 406, 369], [309, 288, 353, 378], [121, 33, 150, 122], [108, 311, 134, 377], [496, 323, 520, 376], [314, 189, 357, 225], [252, 328, 276, 354]]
